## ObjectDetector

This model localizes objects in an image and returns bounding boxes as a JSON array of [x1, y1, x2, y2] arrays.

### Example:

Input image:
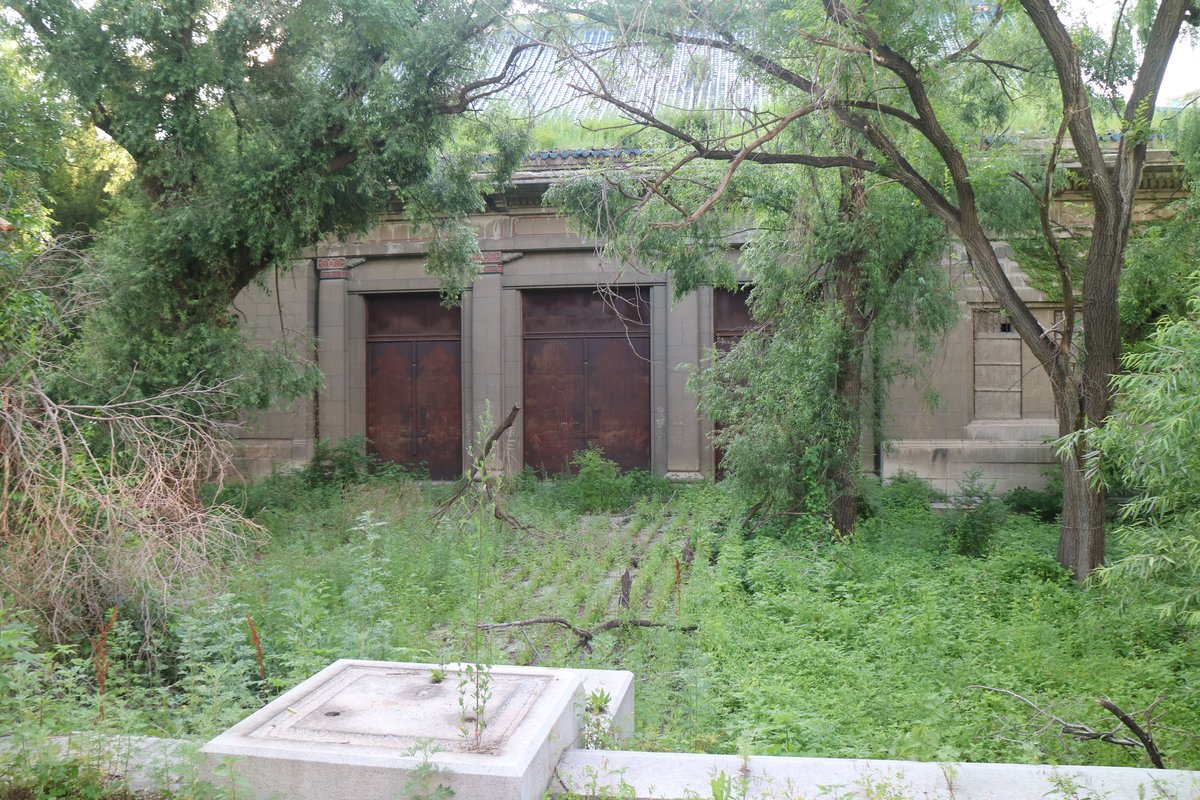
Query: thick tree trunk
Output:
[[829, 168, 870, 540], [1058, 451, 1107, 581], [830, 342, 863, 539], [1051, 355, 1108, 581]]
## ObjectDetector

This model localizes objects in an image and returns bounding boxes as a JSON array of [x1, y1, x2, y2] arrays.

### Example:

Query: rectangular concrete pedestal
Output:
[[201, 660, 583, 800]]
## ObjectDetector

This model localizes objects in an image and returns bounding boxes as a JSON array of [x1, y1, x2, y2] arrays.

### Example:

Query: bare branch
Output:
[[1098, 697, 1166, 769], [967, 686, 1167, 767], [440, 42, 539, 114], [945, 4, 1005, 64], [648, 104, 823, 229], [478, 616, 697, 653]]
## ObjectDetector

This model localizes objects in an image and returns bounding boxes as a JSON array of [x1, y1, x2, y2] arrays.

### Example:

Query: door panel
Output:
[[365, 295, 462, 480], [522, 289, 651, 473], [523, 338, 587, 473]]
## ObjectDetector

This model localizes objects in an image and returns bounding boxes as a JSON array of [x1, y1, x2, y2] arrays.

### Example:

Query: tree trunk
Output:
[[830, 341, 863, 539], [1058, 451, 1107, 581], [1051, 357, 1108, 581], [829, 168, 870, 540]]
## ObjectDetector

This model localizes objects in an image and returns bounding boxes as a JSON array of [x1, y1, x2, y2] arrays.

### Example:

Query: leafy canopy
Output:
[[8, 0, 528, 406]]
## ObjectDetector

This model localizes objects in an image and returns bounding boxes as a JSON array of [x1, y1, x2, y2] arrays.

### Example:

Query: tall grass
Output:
[[2, 467, 1198, 778]]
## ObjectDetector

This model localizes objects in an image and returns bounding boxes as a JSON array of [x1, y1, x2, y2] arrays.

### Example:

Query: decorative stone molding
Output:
[[316, 257, 348, 280], [476, 250, 524, 274]]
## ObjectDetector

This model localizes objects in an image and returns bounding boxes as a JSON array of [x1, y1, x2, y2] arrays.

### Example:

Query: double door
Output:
[[365, 294, 462, 480]]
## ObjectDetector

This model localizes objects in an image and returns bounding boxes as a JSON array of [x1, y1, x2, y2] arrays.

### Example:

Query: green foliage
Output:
[[10, 0, 525, 410], [1085, 275, 1200, 625], [0, 755, 119, 800], [1003, 466, 1063, 523], [551, 147, 955, 531], [695, 303, 852, 526], [562, 446, 635, 514], [941, 470, 1008, 558], [1120, 110, 1200, 348], [302, 436, 377, 490], [859, 471, 943, 519]]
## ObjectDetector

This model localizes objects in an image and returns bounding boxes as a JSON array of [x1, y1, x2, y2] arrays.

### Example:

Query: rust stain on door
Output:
[[523, 288, 651, 473], [366, 295, 462, 480]]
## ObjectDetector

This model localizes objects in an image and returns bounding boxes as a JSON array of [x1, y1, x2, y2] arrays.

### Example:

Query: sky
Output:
[[1064, 0, 1200, 100], [1161, 38, 1200, 100]]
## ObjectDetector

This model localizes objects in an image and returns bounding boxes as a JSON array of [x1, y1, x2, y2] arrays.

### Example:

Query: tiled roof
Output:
[[480, 30, 771, 119]]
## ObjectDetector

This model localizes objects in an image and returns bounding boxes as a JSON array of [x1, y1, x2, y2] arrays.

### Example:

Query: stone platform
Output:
[[201, 660, 585, 800]]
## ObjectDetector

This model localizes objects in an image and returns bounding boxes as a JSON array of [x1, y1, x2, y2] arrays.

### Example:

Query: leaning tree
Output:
[[532, 0, 1199, 578], [6, 0, 532, 405]]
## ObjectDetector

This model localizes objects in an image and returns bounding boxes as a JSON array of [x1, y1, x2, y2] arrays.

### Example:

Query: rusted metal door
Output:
[[366, 294, 462, 480], [712, 287, 754, 477], [523, 288, 651, 473]]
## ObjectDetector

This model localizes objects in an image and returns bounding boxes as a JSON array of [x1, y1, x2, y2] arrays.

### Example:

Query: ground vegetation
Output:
[[3, 468, 1198, 798]]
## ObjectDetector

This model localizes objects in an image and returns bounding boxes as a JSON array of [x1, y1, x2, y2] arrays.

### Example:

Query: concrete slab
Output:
[[555, 750, 1200, 800], [569, 668, 635, 744], [201, 660, 583, 800]]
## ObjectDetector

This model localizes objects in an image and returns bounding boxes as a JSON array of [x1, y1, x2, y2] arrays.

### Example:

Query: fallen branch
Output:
[[1098, 697, 1165, 769], [430, 404, 530, 529], [478, 616, 697, 653], [967, 686, 1166, 768]]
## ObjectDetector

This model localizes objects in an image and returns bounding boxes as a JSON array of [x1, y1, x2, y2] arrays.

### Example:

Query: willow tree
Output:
[[7, 0, 529, 405], [534, 0, 1199, 578], [547, 140, 954, 538]]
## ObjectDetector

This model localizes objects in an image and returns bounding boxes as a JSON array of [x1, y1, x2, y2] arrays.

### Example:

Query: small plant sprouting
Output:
[[401, 741, 455, 800], [455, 404, 500, 750], [581, 688, 616, 749], [429, 667, 446, 685], [457, 661, 491, 749], [587, 687, 612, 715], [90, 606, 117, 722]]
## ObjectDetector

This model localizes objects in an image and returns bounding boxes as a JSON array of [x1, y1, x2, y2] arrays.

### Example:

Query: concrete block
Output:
[[202, 660, 584, 800], [568, 668, 635, 743], [554, 750, 1200, 800]]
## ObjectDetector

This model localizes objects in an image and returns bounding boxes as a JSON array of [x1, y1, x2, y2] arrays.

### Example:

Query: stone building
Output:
[[231, 145, 1185, 492], [231, 29, 1188, 491]]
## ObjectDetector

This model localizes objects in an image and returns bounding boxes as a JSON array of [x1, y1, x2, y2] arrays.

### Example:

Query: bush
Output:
[[881, 471, 940, 510], [1003, 465, 1063, 522], [942, 470, 1008, 557], [562, 446, 632, 513], [302, 436, 377, 488]]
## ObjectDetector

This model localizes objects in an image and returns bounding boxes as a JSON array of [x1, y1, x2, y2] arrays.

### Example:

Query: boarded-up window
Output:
[[365, 294, 462, 480], [973, 308, 1022, 420], [522, 288, 651, 473]]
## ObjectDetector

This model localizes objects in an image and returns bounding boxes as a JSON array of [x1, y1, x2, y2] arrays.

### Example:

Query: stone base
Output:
[[201, 660, 583, 800]]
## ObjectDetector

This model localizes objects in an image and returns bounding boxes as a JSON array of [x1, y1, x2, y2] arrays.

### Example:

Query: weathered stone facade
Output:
[[232, 149, 1186, 493]]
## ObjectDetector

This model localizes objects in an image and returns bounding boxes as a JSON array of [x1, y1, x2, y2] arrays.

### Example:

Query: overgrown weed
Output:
[[3, 470, 1199, 780]]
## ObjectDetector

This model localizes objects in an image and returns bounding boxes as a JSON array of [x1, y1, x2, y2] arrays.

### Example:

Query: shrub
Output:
[[301, 436, 377, 488], [562, 447, 632, 513], [1003, 465, 1063, 522], [942, 470, 1007, 557], [881, 470, 940, 510]]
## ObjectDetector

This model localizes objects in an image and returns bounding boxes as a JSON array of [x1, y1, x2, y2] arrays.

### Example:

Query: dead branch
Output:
[[1, 241, 256, 641], [430, 404, 533, 530], [967, 686, 1166, 768], [478, 616, 697, 653], [1098, 697, 1166, 769]]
